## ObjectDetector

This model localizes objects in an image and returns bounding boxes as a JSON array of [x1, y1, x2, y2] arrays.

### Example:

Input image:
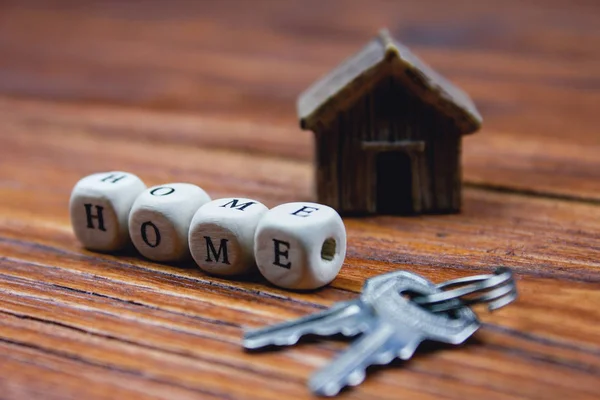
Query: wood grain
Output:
[[0, 0, 599, 399]]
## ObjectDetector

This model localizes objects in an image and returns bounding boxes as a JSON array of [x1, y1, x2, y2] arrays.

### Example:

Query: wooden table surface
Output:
[[1, 1, 599, 399]]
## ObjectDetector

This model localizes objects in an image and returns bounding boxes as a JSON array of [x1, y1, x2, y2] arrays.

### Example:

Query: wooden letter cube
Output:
[[69, 171, 146, 251], [189, 198, 268, 276], [129, 183, 211, 262], [254, 202, 346, 290]]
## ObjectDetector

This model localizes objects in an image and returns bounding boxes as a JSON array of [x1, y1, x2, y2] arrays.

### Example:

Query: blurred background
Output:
[[0, 0, 599, 200]]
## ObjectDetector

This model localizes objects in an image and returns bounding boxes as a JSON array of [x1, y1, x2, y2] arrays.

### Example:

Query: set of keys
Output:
[[243, 267, 517, 396]]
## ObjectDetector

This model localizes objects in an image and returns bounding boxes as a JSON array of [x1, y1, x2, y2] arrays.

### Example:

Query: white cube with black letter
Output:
[[70, 171, 146, 252], [129, 183, 211, 262], [189, 198, 268, 276], [254, 202, 346, 290]]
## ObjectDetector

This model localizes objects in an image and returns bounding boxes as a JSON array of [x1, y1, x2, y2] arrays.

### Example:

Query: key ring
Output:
[[412, 267, 517, 313]]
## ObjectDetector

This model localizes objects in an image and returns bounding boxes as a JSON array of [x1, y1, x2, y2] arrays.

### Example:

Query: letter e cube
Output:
[[254, 202, 346, 290]]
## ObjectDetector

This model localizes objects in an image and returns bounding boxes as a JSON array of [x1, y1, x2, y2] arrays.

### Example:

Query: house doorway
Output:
[[376, 151, 414, 214]]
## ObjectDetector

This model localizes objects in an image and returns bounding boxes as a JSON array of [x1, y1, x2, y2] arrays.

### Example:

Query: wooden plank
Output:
[[0, 91, 599, 397], [0, 343, 204, 400], [0, 223, 598, 399], [0, 1, 599, 398], [314, 127, 340, 209]]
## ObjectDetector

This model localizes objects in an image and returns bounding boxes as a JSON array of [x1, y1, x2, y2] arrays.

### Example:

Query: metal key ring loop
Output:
[[435, 269, 510, 290], [423, 282, 518, 313], [418, 267, 513, 303], [413, 267, 516, 312]]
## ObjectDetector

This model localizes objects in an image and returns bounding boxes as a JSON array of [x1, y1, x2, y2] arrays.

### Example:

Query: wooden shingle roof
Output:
[[297, 30, 482, 134]]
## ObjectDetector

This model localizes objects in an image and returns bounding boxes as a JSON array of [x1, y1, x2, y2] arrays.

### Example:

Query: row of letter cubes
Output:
[[70, 172, 346, 290]]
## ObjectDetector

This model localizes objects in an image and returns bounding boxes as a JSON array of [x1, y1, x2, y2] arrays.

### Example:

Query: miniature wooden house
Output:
[[297, 30, 482, 215]]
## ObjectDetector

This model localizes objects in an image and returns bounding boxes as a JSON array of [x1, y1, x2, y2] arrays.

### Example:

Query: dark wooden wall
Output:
[[315, 76, 462, 214]]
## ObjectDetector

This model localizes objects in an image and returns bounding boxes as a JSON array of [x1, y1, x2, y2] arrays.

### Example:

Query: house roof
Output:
[[297, 30, 482, 134]]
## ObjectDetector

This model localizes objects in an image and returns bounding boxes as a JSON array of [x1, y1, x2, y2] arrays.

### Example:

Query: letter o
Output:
[[150, 187, 175, 196], [141, 221, 161, 248]]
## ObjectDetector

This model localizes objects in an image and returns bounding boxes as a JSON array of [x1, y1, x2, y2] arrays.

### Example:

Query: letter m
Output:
[[204, 237, 231, 264], [220, 199, 256, 211]]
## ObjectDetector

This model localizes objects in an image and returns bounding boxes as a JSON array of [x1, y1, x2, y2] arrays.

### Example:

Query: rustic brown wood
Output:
[[0, 0, 599, 399], [299, 31, 480, 215], [361, 141, 426, 152]]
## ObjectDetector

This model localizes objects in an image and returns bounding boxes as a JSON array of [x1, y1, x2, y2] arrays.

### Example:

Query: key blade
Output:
[[243, 300, 374, 350], [309, 323, 422, 397]]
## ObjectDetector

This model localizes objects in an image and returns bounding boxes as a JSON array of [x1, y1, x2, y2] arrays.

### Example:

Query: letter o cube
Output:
[[254, 202, 346, 290], [129, 183, 211, 262], [189, 198, 268, 276], [69, 171, 146, 251]]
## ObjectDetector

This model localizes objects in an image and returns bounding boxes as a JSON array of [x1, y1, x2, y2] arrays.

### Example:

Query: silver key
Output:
[[243, 299, 376, 350], [243, 268, 412, 350], [309, 271, 480, 397]]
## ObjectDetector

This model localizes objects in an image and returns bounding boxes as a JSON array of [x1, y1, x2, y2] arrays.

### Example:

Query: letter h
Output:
[[84, 204, 106, 231]]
